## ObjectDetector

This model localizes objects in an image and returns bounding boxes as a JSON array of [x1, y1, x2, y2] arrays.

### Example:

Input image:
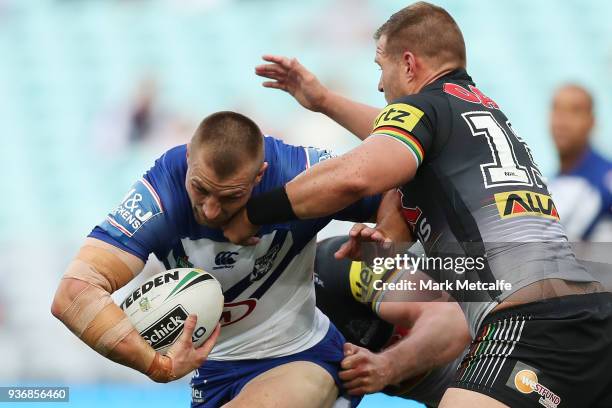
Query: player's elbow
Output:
[[51, 277, 89, 320]]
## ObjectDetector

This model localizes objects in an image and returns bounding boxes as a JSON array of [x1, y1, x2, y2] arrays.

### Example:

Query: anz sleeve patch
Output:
[[105, 178, 164, 238]]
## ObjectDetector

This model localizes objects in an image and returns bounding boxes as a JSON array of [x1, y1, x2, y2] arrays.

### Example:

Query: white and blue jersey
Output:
[[90, 136, 379, 360], [549, 147, 612, 241]]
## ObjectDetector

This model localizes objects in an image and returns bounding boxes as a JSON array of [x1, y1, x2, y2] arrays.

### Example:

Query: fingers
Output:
[[196, 323, 221, 358], [341, 373, 372, 395], [338, 368, 358, 382], [262, 82, 288, 91], [343, 342, 357, 356], [181, 314, 197, 343], [343, 377, 366, 391], [255, 63, 287, 76], [261, 54, 294, 69], [341, 351, 366, 370], [255, 67, 288, 83], [334, 240, 352, 259], [349, 223, 368, 237]]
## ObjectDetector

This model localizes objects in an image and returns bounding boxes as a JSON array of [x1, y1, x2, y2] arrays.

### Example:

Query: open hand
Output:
[[255, 55, 329, 112]]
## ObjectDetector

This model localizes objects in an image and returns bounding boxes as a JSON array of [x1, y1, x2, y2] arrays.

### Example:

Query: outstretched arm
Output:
[[223, 136, 417, 244], [256, 55, 380, 140]]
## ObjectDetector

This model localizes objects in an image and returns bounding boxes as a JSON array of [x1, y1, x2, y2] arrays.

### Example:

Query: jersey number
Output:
[[462, 111, 543, 189]]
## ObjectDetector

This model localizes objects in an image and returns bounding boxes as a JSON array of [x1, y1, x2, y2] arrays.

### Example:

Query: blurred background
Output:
[[0, 0, 611, 407]]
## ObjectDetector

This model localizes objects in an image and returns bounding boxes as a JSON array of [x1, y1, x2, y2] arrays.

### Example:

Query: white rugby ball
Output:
[[120, 268, 223, 354]]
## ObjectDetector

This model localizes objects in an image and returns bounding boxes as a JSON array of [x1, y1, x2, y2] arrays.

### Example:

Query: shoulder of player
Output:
[[128, 144, 191, 230], [153, 144, 188, 176], [260, 135, 331, 185]]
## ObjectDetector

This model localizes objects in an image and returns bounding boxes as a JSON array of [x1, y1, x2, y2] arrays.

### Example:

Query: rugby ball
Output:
[[120, 268, 224, 355]]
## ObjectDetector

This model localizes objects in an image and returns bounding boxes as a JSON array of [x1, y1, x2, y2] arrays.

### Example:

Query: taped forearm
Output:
[[53, 245, 175, 381]]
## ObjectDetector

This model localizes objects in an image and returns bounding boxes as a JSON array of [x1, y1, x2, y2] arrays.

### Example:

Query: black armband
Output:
[[246, 186, 298, 225]]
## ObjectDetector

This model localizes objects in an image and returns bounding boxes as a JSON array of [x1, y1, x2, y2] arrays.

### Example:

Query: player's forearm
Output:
[[287, 152, 373, 219], [375, 190, 413, 242], [246, 138, 415, 226], [319, 91, 380, 140], [383, 303, 470, 384], [51, 276, 156, 375], [51, 243, 172, 381]]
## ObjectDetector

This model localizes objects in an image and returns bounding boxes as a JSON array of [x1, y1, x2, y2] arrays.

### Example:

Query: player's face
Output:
[[375, 36, 408, 103], [550, 87, 593, 156], [186, 149, 267, 228]]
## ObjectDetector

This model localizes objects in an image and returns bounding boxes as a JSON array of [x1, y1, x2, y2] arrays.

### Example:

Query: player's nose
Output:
[[202, 197, 221, 219]]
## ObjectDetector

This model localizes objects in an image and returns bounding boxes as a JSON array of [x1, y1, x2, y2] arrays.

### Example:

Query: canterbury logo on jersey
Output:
[[494, 190, 560, 220], [213, 251, 239, 269]]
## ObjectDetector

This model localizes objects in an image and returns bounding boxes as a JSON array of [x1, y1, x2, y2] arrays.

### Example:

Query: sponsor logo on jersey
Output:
[[220, 299, 257, 327], [399, 200, 431, 242], [506, 361, 561, 408], [120, 270, 179, 310], [373, 103, 424, 132], [106, 178, 163, 237], [250, 244, 281, 282], [372, 103, 425, 165], [443, 83, 499, 110], [176, 255, 194, 268], [141, 304, 188, 351], [494, 190, 560, 220], [213, 251, 239, 270]]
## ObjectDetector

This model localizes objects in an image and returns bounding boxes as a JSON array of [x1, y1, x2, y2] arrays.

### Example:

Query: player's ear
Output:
[[402, 51, 417, 78], [254, 162, 268, 185], [186, 143, 191, 160]]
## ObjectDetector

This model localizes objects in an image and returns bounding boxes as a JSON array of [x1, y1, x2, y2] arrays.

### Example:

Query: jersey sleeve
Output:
[[263, 136, 335, 186], [370, 95, 436, 167], [88, 147, 186, 261]]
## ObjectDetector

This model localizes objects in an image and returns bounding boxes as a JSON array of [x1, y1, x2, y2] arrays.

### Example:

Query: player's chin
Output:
[[200, 216, 230, 229]]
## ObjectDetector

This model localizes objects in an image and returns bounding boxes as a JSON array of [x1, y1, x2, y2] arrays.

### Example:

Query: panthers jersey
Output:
[[90, 136, 379, 359], [371, 69, 595, 336]]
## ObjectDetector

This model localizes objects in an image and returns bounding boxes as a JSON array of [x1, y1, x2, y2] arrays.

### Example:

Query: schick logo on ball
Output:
[[141, 305, 189, 350]]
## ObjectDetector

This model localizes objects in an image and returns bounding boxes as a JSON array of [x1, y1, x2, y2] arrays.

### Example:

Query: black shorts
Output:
[[452, 292, 612, 408]]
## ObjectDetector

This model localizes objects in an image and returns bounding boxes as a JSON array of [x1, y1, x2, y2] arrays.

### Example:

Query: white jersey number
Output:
[[463, 111, 539, 188]]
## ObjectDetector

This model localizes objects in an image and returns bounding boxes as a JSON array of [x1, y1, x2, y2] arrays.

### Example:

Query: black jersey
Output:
[[314, 236, 461, 406], [370, 69, 596, 335]]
